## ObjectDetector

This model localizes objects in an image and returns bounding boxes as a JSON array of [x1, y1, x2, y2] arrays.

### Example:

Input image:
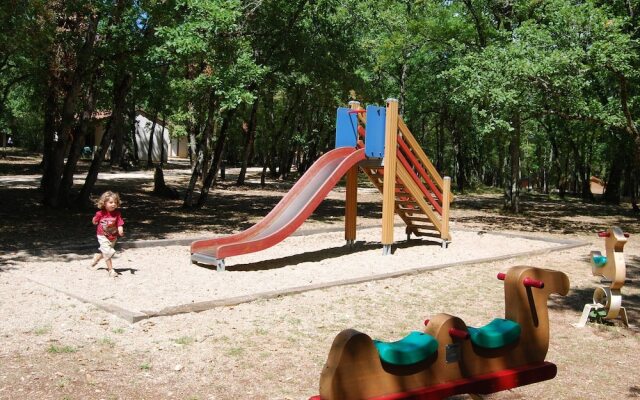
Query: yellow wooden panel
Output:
[[381, 100, 399, 245]]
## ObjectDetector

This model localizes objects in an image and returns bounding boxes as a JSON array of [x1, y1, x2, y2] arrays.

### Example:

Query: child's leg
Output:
[[106, 258, 118, 277], [97, 235, 118, 276], [88, 253, 103, 269]]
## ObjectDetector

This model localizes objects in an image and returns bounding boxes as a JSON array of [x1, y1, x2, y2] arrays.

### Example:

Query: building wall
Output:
[[170, 136, 189, 158], [135, 114, 170, 162]]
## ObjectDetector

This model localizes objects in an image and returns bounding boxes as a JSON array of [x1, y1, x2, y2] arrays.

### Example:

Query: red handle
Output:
[[497, 272, 506, 281], [347, 109, 366, 114], [523, 277, 544, 289], [448, 328, 469, 340], [597, 231, 630, 238], [424, 319, 430, 326]]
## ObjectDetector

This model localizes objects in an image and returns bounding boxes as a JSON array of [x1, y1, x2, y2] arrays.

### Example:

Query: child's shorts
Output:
[[97, 235, 117, 259]]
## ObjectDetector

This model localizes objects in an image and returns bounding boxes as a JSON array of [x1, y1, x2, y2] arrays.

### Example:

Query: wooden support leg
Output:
[[345, 166, 358, 245], [618, 307, 629, 327], [575, 303, 601, 328], [381, 99, 399, 250]]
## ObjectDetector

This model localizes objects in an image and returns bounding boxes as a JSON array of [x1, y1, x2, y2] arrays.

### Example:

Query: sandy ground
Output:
[[4, 226, 578, 320], [1, 219, 639, 399], [0, 151, 638, 400]]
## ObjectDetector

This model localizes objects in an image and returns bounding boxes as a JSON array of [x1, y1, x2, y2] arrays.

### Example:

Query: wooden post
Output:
[[441, 176, 452, 246], [381, 99, 399, 254], [345, 101, 360, 245]]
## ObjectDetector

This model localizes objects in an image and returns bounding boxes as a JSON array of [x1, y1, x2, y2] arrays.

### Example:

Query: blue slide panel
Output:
[[335, 107, 358, 148], [365, 105, 386, 158]]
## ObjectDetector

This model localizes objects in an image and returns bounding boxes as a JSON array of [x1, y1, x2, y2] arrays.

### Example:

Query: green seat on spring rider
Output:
[[468, 318, 521, 349], [374, 331, 438, 366], [373, 317, 521, 366]]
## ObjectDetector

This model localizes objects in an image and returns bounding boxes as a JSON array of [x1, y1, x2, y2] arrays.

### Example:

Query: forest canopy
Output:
[[0, 0, 638, 211]]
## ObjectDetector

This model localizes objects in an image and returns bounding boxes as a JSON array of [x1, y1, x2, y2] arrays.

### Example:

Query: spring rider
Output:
[[576, 226, 630, 328], [310, 266, 570, 400]]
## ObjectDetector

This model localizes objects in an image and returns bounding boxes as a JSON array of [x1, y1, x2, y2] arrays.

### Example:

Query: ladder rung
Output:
[[406, 217, 431, 223]]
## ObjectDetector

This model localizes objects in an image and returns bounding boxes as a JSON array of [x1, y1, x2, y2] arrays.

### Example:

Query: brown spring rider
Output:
[[310, 266, 570, 400], [576, 226, 630, 328]]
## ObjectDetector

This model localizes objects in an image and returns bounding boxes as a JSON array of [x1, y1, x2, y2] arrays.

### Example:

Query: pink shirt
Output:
[[94, 210, 124, 241]]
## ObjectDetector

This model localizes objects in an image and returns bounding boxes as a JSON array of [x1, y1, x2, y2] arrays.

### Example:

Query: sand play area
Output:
[[8, 226, 583, 323]]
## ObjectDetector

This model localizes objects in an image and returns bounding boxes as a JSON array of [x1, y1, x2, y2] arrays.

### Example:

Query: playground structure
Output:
[[311, 266, 570, 400], [576, 226, 630, 327], [191, 99, 452, 270]]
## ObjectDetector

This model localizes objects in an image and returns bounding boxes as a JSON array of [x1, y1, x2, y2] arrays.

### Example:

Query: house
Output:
[[134, 111, 170, 162], [170, 135, 189, 158], [88, 110, 188, 161], [590, 176, 605, 195]]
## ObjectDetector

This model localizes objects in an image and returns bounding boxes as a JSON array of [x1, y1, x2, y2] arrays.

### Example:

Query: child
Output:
[[89, 191, 125, 277]]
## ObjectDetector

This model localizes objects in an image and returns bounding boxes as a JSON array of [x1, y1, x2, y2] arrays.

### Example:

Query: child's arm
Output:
[[116, 213, 124, 236], [92, 211, 101, 225]]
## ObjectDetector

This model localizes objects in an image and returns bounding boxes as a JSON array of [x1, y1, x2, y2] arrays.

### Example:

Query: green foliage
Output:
[[1, 0, 637, 205]]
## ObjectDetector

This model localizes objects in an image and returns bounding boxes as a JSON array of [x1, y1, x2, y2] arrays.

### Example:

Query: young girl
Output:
[[89, 191, 125, 277]]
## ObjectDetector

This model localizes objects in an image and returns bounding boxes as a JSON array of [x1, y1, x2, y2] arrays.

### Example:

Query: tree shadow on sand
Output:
[[200, 238, 441, 272], [0, 158, 635, 260], [453, 193, 639, 235]]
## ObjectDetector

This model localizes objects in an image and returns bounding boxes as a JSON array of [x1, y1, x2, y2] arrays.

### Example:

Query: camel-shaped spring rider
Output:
[[311, 266, 570, 400], [576, 226, 630, 327]]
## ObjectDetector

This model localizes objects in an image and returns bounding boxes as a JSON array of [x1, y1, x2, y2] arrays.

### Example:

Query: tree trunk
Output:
[[183, 94, 217, 208], [579, 137, 593, 202], [505, 114, 521, 212], [160, 115, 166, 165], [398, 61, 408, 115], [128, 101, 139, 163], [41, 83, 58, 187], [76, 72, 133, 208], [236, 98, 259, 186], [451, 126, 466, 193], [152, 116, 172, 197], [59, 79, 98, 206], [550, 135, 566, 198], [197, 110, 235, 207], [108, 69, 131, 170], [183, 150, 203, 208], [42, 14, 100, 207], [618, 74, 640, 210], [604, 158, 622, 204], [146, 111, 158, 168]]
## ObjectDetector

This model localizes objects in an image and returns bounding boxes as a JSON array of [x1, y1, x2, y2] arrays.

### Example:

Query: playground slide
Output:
[[191, 147, 366, 267]]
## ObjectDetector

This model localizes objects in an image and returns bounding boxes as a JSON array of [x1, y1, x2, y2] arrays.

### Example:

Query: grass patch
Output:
[[111, 328, 125, 334], [139, 362, 152, 371], [57, 378, 69, 388], [33, 326, 50, 335], [99, 337, 115, 347], [226, 347, 245, 357], [47, 344, 77, 354], [254, 328, 269, 335], [172, 336, 194, 345]]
